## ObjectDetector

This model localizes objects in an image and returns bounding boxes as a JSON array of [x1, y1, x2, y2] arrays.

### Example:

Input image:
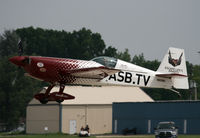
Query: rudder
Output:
[[156, 47, 189, 89]]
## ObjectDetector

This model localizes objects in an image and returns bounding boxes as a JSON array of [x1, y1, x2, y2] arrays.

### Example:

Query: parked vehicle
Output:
[[154, 122, 178, 138], [79, 125, 90, 137], [79, 130, 90, 137], [122, 127, 137, 135]]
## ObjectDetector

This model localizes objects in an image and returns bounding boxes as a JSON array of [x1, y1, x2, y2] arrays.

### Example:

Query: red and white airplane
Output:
[[9, 47, 189, 104]]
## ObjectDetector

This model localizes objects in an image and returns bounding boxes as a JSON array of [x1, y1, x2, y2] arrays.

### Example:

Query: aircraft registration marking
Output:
[[108, 71, 151, 86]]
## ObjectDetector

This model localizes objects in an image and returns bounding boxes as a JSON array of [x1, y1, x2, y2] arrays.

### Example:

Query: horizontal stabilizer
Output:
[[156, 73, 187, 78]]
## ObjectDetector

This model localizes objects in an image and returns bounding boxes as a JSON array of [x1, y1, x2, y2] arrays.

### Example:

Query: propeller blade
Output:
[[12, 39, 24, 86], [12, 74, 17, 86], [11, 67, 20, 86], [18, 40, 23, 56]]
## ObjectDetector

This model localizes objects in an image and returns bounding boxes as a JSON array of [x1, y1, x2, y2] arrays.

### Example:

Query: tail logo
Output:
[[168, 50, 183, 67]]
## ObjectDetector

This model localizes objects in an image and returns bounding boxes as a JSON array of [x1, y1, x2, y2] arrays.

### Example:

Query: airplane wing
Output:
[[156, 73, 187, 78], [70, 66, 120, 79]]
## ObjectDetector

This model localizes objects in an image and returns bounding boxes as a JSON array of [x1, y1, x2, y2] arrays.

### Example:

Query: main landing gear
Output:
[[34, 84, 75, 104]]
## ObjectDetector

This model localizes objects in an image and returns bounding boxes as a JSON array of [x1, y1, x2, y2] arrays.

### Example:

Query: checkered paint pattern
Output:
[[25, 56, 103, 85], [54, 58, 102, 84]]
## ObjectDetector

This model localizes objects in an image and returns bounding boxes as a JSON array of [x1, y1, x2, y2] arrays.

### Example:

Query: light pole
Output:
[[190, 80, 197, 100]]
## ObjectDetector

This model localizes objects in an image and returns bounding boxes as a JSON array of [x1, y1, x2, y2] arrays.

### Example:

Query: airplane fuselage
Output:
[[9, 47, 188, 103], [10, 56, 172, 89]]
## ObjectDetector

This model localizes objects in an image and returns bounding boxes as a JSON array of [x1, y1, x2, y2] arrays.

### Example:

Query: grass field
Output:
[[1, 134, 200, 138], [0, 133, 84, 138]]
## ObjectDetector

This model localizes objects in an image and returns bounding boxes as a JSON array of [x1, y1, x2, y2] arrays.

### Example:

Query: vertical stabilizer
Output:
[[157, 47, 189, 89]]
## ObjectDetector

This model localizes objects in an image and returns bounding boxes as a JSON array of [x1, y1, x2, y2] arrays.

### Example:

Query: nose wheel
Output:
[[39, 97, 48, 104], [34, 84, 75, 104]]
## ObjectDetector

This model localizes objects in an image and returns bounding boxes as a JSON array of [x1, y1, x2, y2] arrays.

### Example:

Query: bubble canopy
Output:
[[91, 56, 117, 68]]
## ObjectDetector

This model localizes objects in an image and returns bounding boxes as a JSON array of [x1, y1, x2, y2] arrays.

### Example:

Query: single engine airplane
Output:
[[9, 43, 189, 104]]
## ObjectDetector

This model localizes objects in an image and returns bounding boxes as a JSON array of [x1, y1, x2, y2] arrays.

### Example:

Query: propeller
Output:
[[18, 39, 23, 56], [12, 68, 19, 86], [11, 39, 23, 86]]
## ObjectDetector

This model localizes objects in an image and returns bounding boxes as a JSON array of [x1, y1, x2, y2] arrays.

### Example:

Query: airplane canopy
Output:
[[91, 56, 117, 68]]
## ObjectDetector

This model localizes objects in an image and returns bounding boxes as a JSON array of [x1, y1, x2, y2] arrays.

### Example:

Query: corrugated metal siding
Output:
[[26, 105, 59, 134], [62, 104, 112, 134], [113, 101, 200, 134]]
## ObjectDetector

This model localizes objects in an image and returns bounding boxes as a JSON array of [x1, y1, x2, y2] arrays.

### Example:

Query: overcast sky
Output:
[[0, 0, 199, 64]]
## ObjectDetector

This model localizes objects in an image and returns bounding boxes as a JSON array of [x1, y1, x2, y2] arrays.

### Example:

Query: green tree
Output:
[[0, 30, 46, 130], [132, 53, 146, 66], [16, 27, 106, 60], [104, 46, 118, 57], [191, 65, 200, 99], [117, 48, 131, 62], [69, 28, 106, 59], [0, 30, 19, 58], [132, 53, 160, 71]]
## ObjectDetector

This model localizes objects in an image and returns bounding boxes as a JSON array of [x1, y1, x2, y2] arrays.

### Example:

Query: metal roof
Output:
[[29, 86, 154, 105]]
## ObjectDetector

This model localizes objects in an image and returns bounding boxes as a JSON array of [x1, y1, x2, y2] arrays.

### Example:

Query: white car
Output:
[[154, 122, 178, 138]]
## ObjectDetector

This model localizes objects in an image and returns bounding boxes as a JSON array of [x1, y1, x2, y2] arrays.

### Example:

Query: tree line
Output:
[[0, 27, 199, 130]]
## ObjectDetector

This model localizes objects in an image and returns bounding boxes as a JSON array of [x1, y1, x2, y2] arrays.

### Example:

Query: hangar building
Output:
[[113, 101, 200, 134], [26, 86, 153, 134]]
